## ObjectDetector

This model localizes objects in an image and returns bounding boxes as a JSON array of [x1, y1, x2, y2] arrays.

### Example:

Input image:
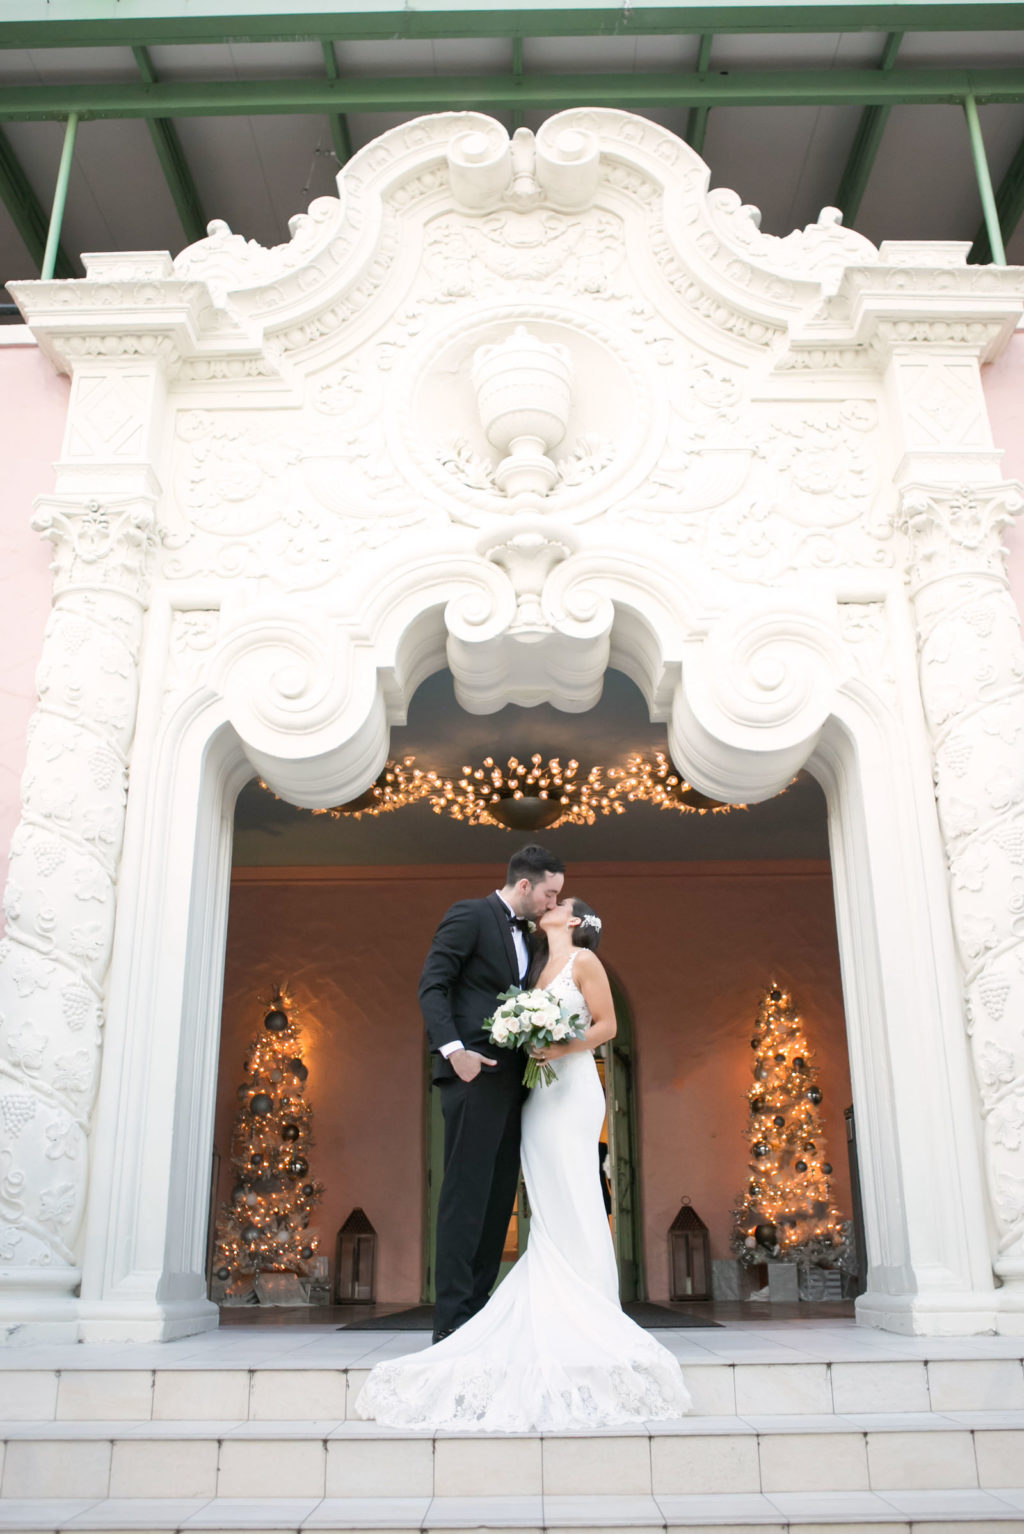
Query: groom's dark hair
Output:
[[507, 843, 565, 885]]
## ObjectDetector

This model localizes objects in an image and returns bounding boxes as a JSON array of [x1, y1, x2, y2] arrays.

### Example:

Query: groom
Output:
[[420, 844, 566, 1342]]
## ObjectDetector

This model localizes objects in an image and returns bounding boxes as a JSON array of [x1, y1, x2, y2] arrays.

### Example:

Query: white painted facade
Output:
[[2, 109, 1024, 1343]]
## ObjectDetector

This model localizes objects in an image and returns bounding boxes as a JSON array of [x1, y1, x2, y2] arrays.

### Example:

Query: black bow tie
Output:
[[507, 913, 530, 933]]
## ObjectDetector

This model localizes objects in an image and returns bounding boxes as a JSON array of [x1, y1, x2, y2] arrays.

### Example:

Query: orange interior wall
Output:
[[217, 860, 850, 1304]]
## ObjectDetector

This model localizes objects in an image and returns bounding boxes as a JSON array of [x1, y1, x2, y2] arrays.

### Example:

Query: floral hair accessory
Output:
[[580, 914, 602, 932]]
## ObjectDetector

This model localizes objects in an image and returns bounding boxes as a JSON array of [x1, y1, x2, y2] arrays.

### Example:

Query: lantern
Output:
[[668, 1197, 711, 1301], [335, 1207, 377, 1303]]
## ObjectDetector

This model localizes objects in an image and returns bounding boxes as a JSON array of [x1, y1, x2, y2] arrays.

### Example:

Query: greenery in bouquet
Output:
[[483, 985, 585, 1087]]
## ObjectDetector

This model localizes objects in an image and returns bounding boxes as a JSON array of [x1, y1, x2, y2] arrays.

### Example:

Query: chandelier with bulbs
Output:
[[273, 750, 749, 832]]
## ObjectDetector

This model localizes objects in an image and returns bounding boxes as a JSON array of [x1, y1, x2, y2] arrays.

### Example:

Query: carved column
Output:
[[898, 479, 1024, 1288], [0, 276, 172, 1332]]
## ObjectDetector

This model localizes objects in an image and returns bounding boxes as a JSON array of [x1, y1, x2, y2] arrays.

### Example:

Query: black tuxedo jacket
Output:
[[419, 893, 526, 1084]]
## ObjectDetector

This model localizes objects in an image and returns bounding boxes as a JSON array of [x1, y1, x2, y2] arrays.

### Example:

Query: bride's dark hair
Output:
[[527, 898, 602, 985]]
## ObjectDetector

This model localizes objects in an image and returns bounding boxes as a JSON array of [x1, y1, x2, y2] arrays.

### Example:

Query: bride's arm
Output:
[[542, 951, 617, 1059]]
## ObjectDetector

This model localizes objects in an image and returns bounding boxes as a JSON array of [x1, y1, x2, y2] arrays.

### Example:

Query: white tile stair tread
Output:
[[2, 1494, 1024, 1530], [3, 1411, 1023, 1437]]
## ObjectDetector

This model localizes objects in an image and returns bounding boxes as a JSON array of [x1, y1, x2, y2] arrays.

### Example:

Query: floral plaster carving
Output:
[[899, 481, 1024, 1276], [0, 495, 154, 1274]]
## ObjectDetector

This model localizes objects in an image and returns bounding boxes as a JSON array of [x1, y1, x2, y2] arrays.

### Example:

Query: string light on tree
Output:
[[732, 983, 846, 1273], [212, 989, 324, 1292]]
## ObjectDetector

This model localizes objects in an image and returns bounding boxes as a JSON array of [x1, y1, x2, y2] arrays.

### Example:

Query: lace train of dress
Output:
[[357, 958, 693, 1431]]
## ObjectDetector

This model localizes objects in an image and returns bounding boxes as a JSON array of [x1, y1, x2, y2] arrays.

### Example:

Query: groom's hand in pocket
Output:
[[451, 1048, 498, 1082]]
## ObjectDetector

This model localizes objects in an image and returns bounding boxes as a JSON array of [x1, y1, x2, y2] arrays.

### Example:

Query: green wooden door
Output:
[[604, 978, 643, 1301]]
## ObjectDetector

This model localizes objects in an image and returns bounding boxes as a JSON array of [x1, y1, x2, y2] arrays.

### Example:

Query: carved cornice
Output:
[[13, 111, 1024, 380]]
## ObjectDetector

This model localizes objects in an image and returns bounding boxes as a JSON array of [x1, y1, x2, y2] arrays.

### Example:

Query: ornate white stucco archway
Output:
[[4, 109, 1024, 1342]]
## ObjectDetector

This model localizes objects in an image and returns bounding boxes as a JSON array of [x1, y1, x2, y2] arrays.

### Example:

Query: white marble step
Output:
[[4, 1357, 1024, 1421], [1, 1488, 1024, 1533], [1, 1414, 1022, 1501]]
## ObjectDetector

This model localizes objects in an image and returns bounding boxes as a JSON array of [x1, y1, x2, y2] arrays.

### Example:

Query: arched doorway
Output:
[[4, 109, 1017, 1343]]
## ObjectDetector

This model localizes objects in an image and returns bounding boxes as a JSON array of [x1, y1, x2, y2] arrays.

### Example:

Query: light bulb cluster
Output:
[[265, 749, 751, 830]]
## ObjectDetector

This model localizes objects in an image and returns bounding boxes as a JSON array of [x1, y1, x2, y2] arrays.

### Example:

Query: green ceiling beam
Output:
[[41, 112, 78, 280], [835, 30, 901, 224], [512, 37, 525, 132], [964, 92, 1006, 263], [685, 32, 714, 155], [132, 46, 207, 243], [971, 128, 1024, 263], [0, 125, 74, 278], [3, 68, 1024, 122], [321, 41, 354, 165], [2, 2, 1024, 46]]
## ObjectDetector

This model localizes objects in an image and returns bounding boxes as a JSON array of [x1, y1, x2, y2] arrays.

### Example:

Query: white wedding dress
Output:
[[357, 955, 693, 1431]]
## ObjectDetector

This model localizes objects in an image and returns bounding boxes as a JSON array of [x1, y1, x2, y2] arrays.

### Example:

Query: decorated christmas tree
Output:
[[212, 991, 324, 1291], [732, 982, 846, 1270]]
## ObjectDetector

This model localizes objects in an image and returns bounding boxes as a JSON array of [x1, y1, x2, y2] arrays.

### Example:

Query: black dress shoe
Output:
[[431, 1325, 457, 1344]]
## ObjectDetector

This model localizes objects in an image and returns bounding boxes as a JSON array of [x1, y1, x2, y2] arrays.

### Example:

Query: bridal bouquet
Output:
[[482, 986, 586, 1088]]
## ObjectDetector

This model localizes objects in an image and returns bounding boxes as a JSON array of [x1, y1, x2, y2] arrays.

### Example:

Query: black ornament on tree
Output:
[[770, 988, 782, 1001], [807, 1086, 823, 1104], [793, 1057, 806, 1071], [750, 1096, 765, 1113], [795, 1159, 808, 1172], [301, 1245, 314, 1259], [822, 1162, 833, 1175], [242, 1225, 260, 1243], [803, 1141, 816, 1152], [281, 1123, 300, 1142], [752, 1142, 769, 1158], [773, 1114, 786, 1128], [774, 1053, 785, 1063], [216, 1266, 230, 1280], [754, 1222, 777, 1248], [288, 1155, 309, 1176], [750, 1038, 761, 1049], [250, 1152, 263, 1165], [302, 1183, 316, 1197], [289, 1058, 309, 1081], [249, 1093, 273, 1116], [264, 1008, 289, 1032]]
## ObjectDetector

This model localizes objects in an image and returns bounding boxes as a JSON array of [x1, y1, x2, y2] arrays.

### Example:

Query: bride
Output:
[[356, 897, 693, 1431]]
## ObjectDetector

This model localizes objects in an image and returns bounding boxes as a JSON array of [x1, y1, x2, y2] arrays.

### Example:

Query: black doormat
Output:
[[338, 1301, 721, 1330]]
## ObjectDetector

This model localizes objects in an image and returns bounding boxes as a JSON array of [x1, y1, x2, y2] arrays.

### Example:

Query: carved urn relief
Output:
[[472, 326, 573, 499]]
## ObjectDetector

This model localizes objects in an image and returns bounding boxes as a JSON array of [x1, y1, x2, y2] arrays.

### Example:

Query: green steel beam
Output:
[[2, 3, 1024, 46], [3, 69, 1024, 122], [971, 129, 1024, 263], [964, 92, 1006, 263], [321, 42, 354, 166], [0, 125, 74, 277], [512, 37, 524, 132], [41, 113, 78, 280], [685, 32, 714, 155], [835, 30, 901, 224], [132, 46, 207, 243]]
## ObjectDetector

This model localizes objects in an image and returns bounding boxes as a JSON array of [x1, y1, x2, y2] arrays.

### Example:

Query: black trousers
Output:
[[434, 1068, 522, 1332]]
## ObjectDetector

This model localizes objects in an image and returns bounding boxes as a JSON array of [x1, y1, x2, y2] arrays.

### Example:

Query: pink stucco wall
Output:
[[219, 862, 850, 1304], [0, 339, 66, 922]]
